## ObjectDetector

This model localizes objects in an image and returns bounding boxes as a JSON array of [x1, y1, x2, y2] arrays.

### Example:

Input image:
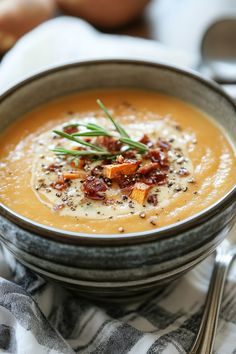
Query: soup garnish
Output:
[[40, 99, 193, 214]]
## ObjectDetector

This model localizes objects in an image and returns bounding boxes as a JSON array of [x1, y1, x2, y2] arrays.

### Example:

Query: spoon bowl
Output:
[[200, 18, 236, 83]]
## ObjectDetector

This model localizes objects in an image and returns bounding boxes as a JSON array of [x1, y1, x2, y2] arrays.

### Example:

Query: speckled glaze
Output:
[[0, 60, 236, 300]]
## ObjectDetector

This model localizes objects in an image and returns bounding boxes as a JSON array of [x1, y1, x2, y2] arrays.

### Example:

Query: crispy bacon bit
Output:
[[177, 167, 190, 176], [53, 203, 65, 211], [139, 134, 153, 147], [115, 174, 136, 190], [46, 164, 62, 172], [142, 171, 167, 186], [130, 183, 151, 204], [138, 163, 160, 175], [122, 150, 137, 159], [83, 176, 107, 200], [147, 194, 158, 206], [158, 140, 171, 151], [103, 161, 139, 179], [149, 150, 169, 169], [51, 180, 68, 191], [137, 162, 167, 186], [96, 136, 122, 152], [63, 125, 79, 134]]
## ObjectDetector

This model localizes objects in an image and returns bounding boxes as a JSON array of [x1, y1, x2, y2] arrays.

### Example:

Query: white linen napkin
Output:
[[0, 17, 236, 354], [0, 16, 197, 93]]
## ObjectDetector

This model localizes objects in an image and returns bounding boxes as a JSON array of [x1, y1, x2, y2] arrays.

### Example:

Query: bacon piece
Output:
[[138, 163, 167, 185], [63, 125, 79, 134], [96, 136, 122, 152], [138, 163, 160, 175], [83, 176, 107, 200], [115, 174, 136, 191], [51, 180, 68, 191], [103, 161, 139, 179], [139, 134, 153, 147], [130, 183, 151, 204], [122, 150, 137, 159], [149, 150, 169, 169], [142, 171, 167, 186]]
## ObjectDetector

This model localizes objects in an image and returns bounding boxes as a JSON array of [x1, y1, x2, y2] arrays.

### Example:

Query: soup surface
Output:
[[0, 89, 235, 234]]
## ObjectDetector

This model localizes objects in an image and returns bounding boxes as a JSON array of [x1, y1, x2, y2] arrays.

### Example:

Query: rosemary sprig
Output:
[[53, 130, 105, 151], [84, 122, 111, 132], [52, 99, 149, 158], [64, 122, 112, 134], [72, 130, 110, 137], [119, 137, 148, 153], [53, 147, 111, 156], [96, 99, 130, 138]]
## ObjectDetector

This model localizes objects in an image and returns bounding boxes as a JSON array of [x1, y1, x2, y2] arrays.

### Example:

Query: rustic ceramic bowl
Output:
[[0, 60, 236, 301]]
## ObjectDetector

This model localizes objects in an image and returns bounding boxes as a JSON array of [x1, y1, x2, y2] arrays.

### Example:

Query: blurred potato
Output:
[[57, 0, 150, 29], [0, 0, 56, 53]]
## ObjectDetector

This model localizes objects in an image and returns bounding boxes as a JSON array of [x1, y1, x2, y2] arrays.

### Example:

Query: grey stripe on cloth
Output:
[[0, 277, 74, 354], [88, 322, 143, 354], [1, 252, 236, 354], [147, 311, 202, 354]]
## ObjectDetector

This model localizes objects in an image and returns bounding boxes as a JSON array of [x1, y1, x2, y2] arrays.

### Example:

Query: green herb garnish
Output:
[[53, 147, 111, 157], [52, 99, 148, 158], [53, 130, 105, 151], [96, 99, 130, 138]]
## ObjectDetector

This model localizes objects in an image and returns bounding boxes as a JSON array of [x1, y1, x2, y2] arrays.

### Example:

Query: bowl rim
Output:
[[0, 58, 235, 245]]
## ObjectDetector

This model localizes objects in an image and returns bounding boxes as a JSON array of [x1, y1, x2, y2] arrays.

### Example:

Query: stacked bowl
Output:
[[0, 60, 235, 301]]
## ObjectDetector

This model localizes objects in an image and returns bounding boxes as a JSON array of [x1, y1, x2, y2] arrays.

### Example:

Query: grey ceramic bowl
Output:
[[0, 60, 236, 301]]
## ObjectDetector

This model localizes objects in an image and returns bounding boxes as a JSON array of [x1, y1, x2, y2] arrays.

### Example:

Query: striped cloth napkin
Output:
[[1, 243, 236, 354], [0, 17, 236, 354]]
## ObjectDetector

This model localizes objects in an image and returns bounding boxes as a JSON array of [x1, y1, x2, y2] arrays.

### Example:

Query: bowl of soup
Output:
[[0, 60, 235, 301]]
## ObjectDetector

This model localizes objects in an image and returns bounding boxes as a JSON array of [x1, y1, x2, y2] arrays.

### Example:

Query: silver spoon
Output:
[[199, 18, 236, 99], [191, 21, 236, 352], [190, 225, 236, 354]]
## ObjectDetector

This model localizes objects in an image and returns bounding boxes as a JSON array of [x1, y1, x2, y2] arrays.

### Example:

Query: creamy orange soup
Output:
[[0, 89, 235, 234]]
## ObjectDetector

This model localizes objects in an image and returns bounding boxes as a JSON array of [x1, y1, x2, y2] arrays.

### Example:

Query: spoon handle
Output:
[[190, 248, 236, 354]]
